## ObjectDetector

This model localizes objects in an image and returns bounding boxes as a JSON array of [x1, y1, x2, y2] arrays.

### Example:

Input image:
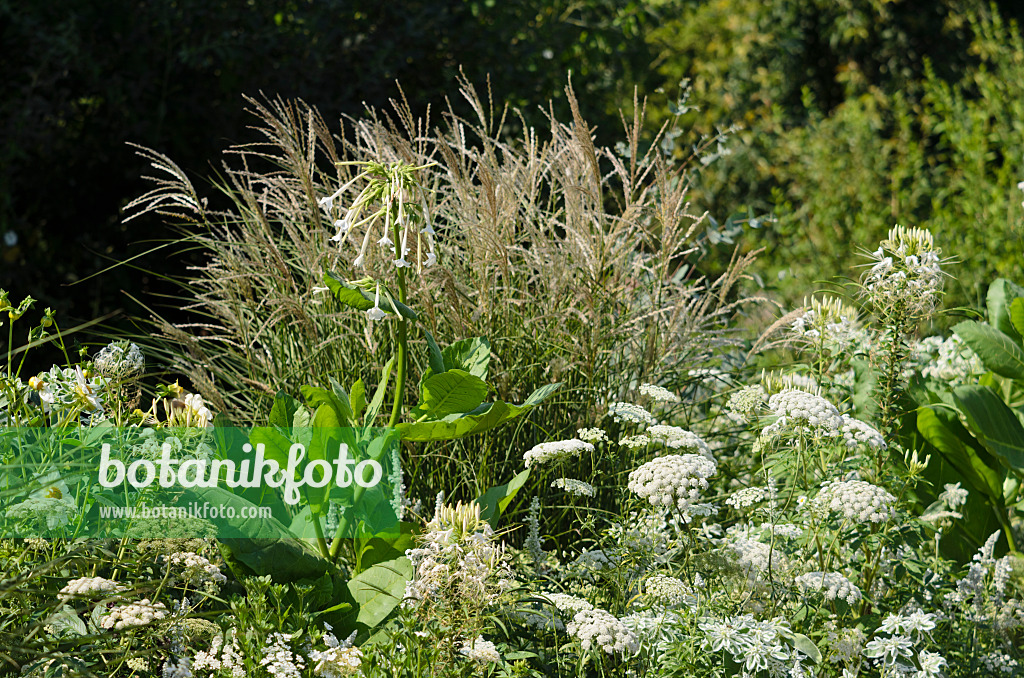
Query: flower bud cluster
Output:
[[862, 225, 943, 320], [628, 454, 717, 512], [789, 296, 862, 350]]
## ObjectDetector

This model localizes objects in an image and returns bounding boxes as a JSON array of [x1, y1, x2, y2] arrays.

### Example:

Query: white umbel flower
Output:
[[59, 577, 125, 600], [639, 383, 680, 403], [839, 415, 887, 450], [99, 599, 167, 630], [524, 438, 593, 468], [567, 608, 640, 655], [607, 402, 657, 426], [461, 636, 501, 664], [795, 571, 862, 605], [646, 425, 713, 457], [813, 479, 897, 524], [765, 389, 842, 435], [628, 454, 717, 512]]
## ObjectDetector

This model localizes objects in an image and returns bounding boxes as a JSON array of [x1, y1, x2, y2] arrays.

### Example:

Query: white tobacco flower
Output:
[[839, 415, 887, 450], [567, 608, 640, 655], [551, 477, 596, 497], [99, 599, 167, 630], [795, 571, 862, 605], [366, 283, 387, 322], [639, 383, 680, 403], [460, 637, 501, 664], [813, 479, 897, 524], [607, 401, 657, 426], [523, 438, 593, 468], [628, 454, 717, 513]]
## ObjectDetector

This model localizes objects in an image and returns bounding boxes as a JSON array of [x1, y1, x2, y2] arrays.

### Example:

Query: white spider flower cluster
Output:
[[567, 608, 640, 655], [761, 370, 820, 396], [795, 571, 862, 605], [862, 225, 944, 319], [192, 629, 246, 677], [59, 577, 125, 601], [551, 477, 596, 497], [813, 479, 897, 524], [726, 385, 766, 415], [619, 434, 651, 449], [577, 427, 609, 443], [644, 574, 697, 609], [646, 425, 713, 458], [167, 392, 214, 428], [320, 160, 437, 271], [404, 501, 513, 609], [789, 296, 862, 350], [607, 402, 657, 426], [939, 482, 969, 510], [99, 599, 167, 630], [460, 637, 501, 664], [839, 415, 887, 450], [627, 454, 717, 512], [167, 551, 227, 592], [639, 383, 680, 403], [524, 438, 594, 468], [261, 632, 305, 678], [94, 341, 145, 381]]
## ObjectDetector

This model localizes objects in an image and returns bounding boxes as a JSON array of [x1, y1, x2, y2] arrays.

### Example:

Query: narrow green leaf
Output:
[[323, 272, 418, 320], [523, 382, 561, 407], [477, 469, 531, 529], [424, 330, 446, 375], [953, 320, 1024, 381], [365, 357, 395, 427]]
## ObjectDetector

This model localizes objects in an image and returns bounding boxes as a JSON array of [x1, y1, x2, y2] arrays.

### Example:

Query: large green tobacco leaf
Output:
[[917, 406, 1004, 500], [477, 469, 531, 529], [441, 336, 490, 379], [345, 556, 413, 631], [953, 320, 1024, 382], [1011, 297, 1024, 339], [986, 278, 1024, 342], [415, 369, 488, 419], [323, 271, 418, 321], [397, 382, 560, 441], [953, 385, 1024, 473]]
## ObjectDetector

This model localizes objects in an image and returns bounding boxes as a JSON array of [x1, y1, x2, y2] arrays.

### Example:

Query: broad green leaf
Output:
[[917, 406, 1003, 499], [397, 400, 527, 442], [785, 631, 822, 664], [416, 369, 488, 419], [302, 385, 352, 426], [986, 278, 1024, 342], [347, 556, 413, 631], [954, 385, 1024, 472], [323, 272, 418, 321], [1011, 297, 1024, 340], [953, 320, 1024, 381], [523, 381, 561, 406], [365, 357, 395, 426], [355, 521, 418, 574], [424, 330, 446, 375], [269, 391, 302, 429], [477, 469, 531, 529], [442, 337, 490, 380], [350, 379, 367, 420], [330, 378, 355, 420]]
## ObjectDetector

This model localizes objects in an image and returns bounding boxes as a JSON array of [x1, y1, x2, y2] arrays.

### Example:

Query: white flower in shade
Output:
[[813, 479, 897, 524], [917, 650, 947, 677], [460, 637, 501, 664], [261, 633, 305, 678], [567, 608, 640, 655], [939, 482, 968, 510], [795, 571, 862, 605], [726, 487, 766, 509], [424, 252, 437, 267], [99, 599, 167, 630], [366, 283, 387, 322], [330, 216, 350, 243], [619, 434, 651, 449], [864, 635, 914, 664], [628, 454, 716, 512], [607, 402, 657, 426], [639, 383, 680, 403], [644, 574, 697, 608], [317, 196, 333, 212], [524, 438, 593, 468], [726, 385, 766, 415], [309, 645, 363, 677]]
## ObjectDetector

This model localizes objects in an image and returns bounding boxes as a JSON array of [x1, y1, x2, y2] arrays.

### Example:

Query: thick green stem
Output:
[[387, 240, 408, 429]]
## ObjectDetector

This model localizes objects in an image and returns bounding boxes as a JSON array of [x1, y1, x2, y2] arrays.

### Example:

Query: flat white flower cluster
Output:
[[726, 385, 766, 415], [646, 425, 712, 457], [404, 502, 513, 609], [59, 576, 125, 600], [619, 434, 651, 449], [813, 479, 897, 524], [261, 632, 305, 678], [628, 454, 717, 512], [639, 383, 680, 403], [607, 402, 657, 426], [524, 438, 594, 468], [764, 389, 842, 436], [862, 225, 943, 319], [567, 608, 640, 655], [168, 551, 227, 592], [759, 523, 803, 539], [99, 598, 167, 630], [644, 574, 696, 608], [795, 571, 862, 605], [461, 636, 501, 664], [728, 535, 789, 578], [551, 477, 596, 497], [192, 629, 246, 677], [576, 427, 609, 443], [839, 415, 887, 450], [726, 487, 766, 509], [543, 592, 594, 616]]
